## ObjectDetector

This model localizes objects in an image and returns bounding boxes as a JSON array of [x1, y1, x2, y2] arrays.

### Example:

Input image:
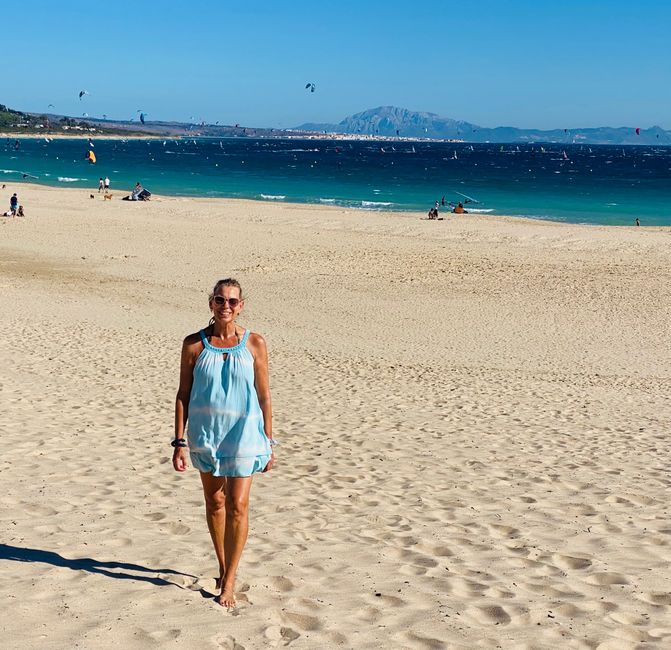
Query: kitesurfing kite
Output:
[[635, 127, 640, 136], [305, 82, 316, 93], [86, 150, 96, 164], [79, 90, 89, 100], [48, 103, 55, 108], [140, 112, 146, 124]]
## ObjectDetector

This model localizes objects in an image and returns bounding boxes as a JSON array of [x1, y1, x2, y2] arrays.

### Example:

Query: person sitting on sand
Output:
[[173, 278, 276, 609], [452, 202, 466, 214]]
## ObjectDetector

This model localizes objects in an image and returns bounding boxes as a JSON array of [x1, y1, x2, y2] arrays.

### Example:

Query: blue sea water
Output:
[[2, 137, 671, 225]]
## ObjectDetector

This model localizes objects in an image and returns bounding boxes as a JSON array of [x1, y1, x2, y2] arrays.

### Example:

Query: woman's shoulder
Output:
[[183, 329, 206, 348], [246, 331, 267, 353]]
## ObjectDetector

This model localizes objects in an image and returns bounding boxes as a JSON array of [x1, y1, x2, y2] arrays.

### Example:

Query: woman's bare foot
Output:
[[216, 584, 236, 609]]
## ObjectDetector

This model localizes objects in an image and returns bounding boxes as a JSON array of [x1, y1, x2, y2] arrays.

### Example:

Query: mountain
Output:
[[296, 106, 671, 145], [298, 106, 476, 140]]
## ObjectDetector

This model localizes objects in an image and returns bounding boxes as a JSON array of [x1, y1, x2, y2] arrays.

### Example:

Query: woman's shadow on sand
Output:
[[0, 543, 215, 597]]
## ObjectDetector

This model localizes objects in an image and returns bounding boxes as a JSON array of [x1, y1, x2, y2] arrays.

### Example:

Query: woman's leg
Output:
[[199, 472, 228, 587], [219, 476, 254, 607]]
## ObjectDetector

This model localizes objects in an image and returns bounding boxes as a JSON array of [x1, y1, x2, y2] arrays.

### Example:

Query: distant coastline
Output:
[[4, 102, 670, 145]]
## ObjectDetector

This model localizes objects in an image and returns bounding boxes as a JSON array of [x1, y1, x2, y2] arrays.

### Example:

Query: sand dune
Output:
[[1, 184, 670, 648]]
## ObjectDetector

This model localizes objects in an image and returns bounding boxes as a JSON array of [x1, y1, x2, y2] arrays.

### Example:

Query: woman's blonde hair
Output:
[[209, 278, 243, 301]]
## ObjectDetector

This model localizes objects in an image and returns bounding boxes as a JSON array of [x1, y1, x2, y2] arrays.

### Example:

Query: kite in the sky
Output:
[[79, 90, 89, 100], [305, 82, 315, 93], [635, 127, 640, 135], [48, 103, 55, 108], [140, 112, 146, 124], [86, 150, 96, 164]]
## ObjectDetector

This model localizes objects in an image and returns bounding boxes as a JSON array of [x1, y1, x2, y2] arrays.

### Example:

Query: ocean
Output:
[[2, 137, 671, 225]]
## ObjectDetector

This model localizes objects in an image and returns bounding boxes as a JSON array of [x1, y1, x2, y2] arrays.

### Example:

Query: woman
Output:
[[173, 278, 275, 608]]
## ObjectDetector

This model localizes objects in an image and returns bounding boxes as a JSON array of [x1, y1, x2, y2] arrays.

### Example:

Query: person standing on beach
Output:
[[173, 278, 276, 609], [104, 176, 110, 191], [98, 178, 105, 193], [10, 193, 18, 216]]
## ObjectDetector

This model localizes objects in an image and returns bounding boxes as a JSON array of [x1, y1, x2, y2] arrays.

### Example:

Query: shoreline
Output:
[[2, 179, 668, 231], [1, 132, 166, 141]]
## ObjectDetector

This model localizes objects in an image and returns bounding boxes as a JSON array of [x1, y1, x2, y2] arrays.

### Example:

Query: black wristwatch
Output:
[[171, 438, 188, 448]]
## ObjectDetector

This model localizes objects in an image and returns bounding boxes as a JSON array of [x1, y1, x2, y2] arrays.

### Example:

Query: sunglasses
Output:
[[212, 296, 241, 308]]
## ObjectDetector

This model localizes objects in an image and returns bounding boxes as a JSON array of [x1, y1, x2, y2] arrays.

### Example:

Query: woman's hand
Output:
[[173, 447, 188, 472], [263, 451, 275, 473]]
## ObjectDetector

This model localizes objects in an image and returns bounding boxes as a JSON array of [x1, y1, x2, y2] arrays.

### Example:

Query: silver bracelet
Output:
[[268, 438, 278, 447]]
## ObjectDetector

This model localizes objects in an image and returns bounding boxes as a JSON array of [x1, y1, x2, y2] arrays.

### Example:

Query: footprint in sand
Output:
[[584, 572, 629, 586], [215, 636, 246, 650], [264, 625, 300, 646], [465, 604, 512, 625], [269, 575, 295, 592], [162, 522, 191, 535], [156, 573, 198, 589], [637, 591, 671, 606], [394, 630, 446, 649], [280, 611, 321, 631], [552, 553, 592, 570], [146, 629, 181, 642]]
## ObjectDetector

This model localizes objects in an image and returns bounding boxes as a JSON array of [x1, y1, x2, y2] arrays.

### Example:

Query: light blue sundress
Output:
[[187, 329, 272, 477]]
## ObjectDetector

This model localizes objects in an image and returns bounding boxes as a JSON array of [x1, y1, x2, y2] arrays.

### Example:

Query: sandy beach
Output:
[[1, 184, 670, 649]]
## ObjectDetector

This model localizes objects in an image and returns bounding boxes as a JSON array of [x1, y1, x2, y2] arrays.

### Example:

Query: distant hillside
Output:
[[297, 106, 671, 145], [1, 102, 305, 138], [0, 103, 154, 136]]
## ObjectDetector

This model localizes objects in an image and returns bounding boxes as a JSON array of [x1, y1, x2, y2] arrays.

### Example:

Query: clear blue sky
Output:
[[5, 0, 671, 129]]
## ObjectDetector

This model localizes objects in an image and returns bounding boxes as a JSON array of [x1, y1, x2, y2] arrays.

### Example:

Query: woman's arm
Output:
[[173, 336, 198, 472], [250, 333, 275, 472], [251, 333, 272, 440]]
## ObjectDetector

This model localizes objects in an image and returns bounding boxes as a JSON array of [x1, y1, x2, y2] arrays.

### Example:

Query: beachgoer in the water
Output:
[[173, 278, 276, 609], [635, 218, 640, 227]]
